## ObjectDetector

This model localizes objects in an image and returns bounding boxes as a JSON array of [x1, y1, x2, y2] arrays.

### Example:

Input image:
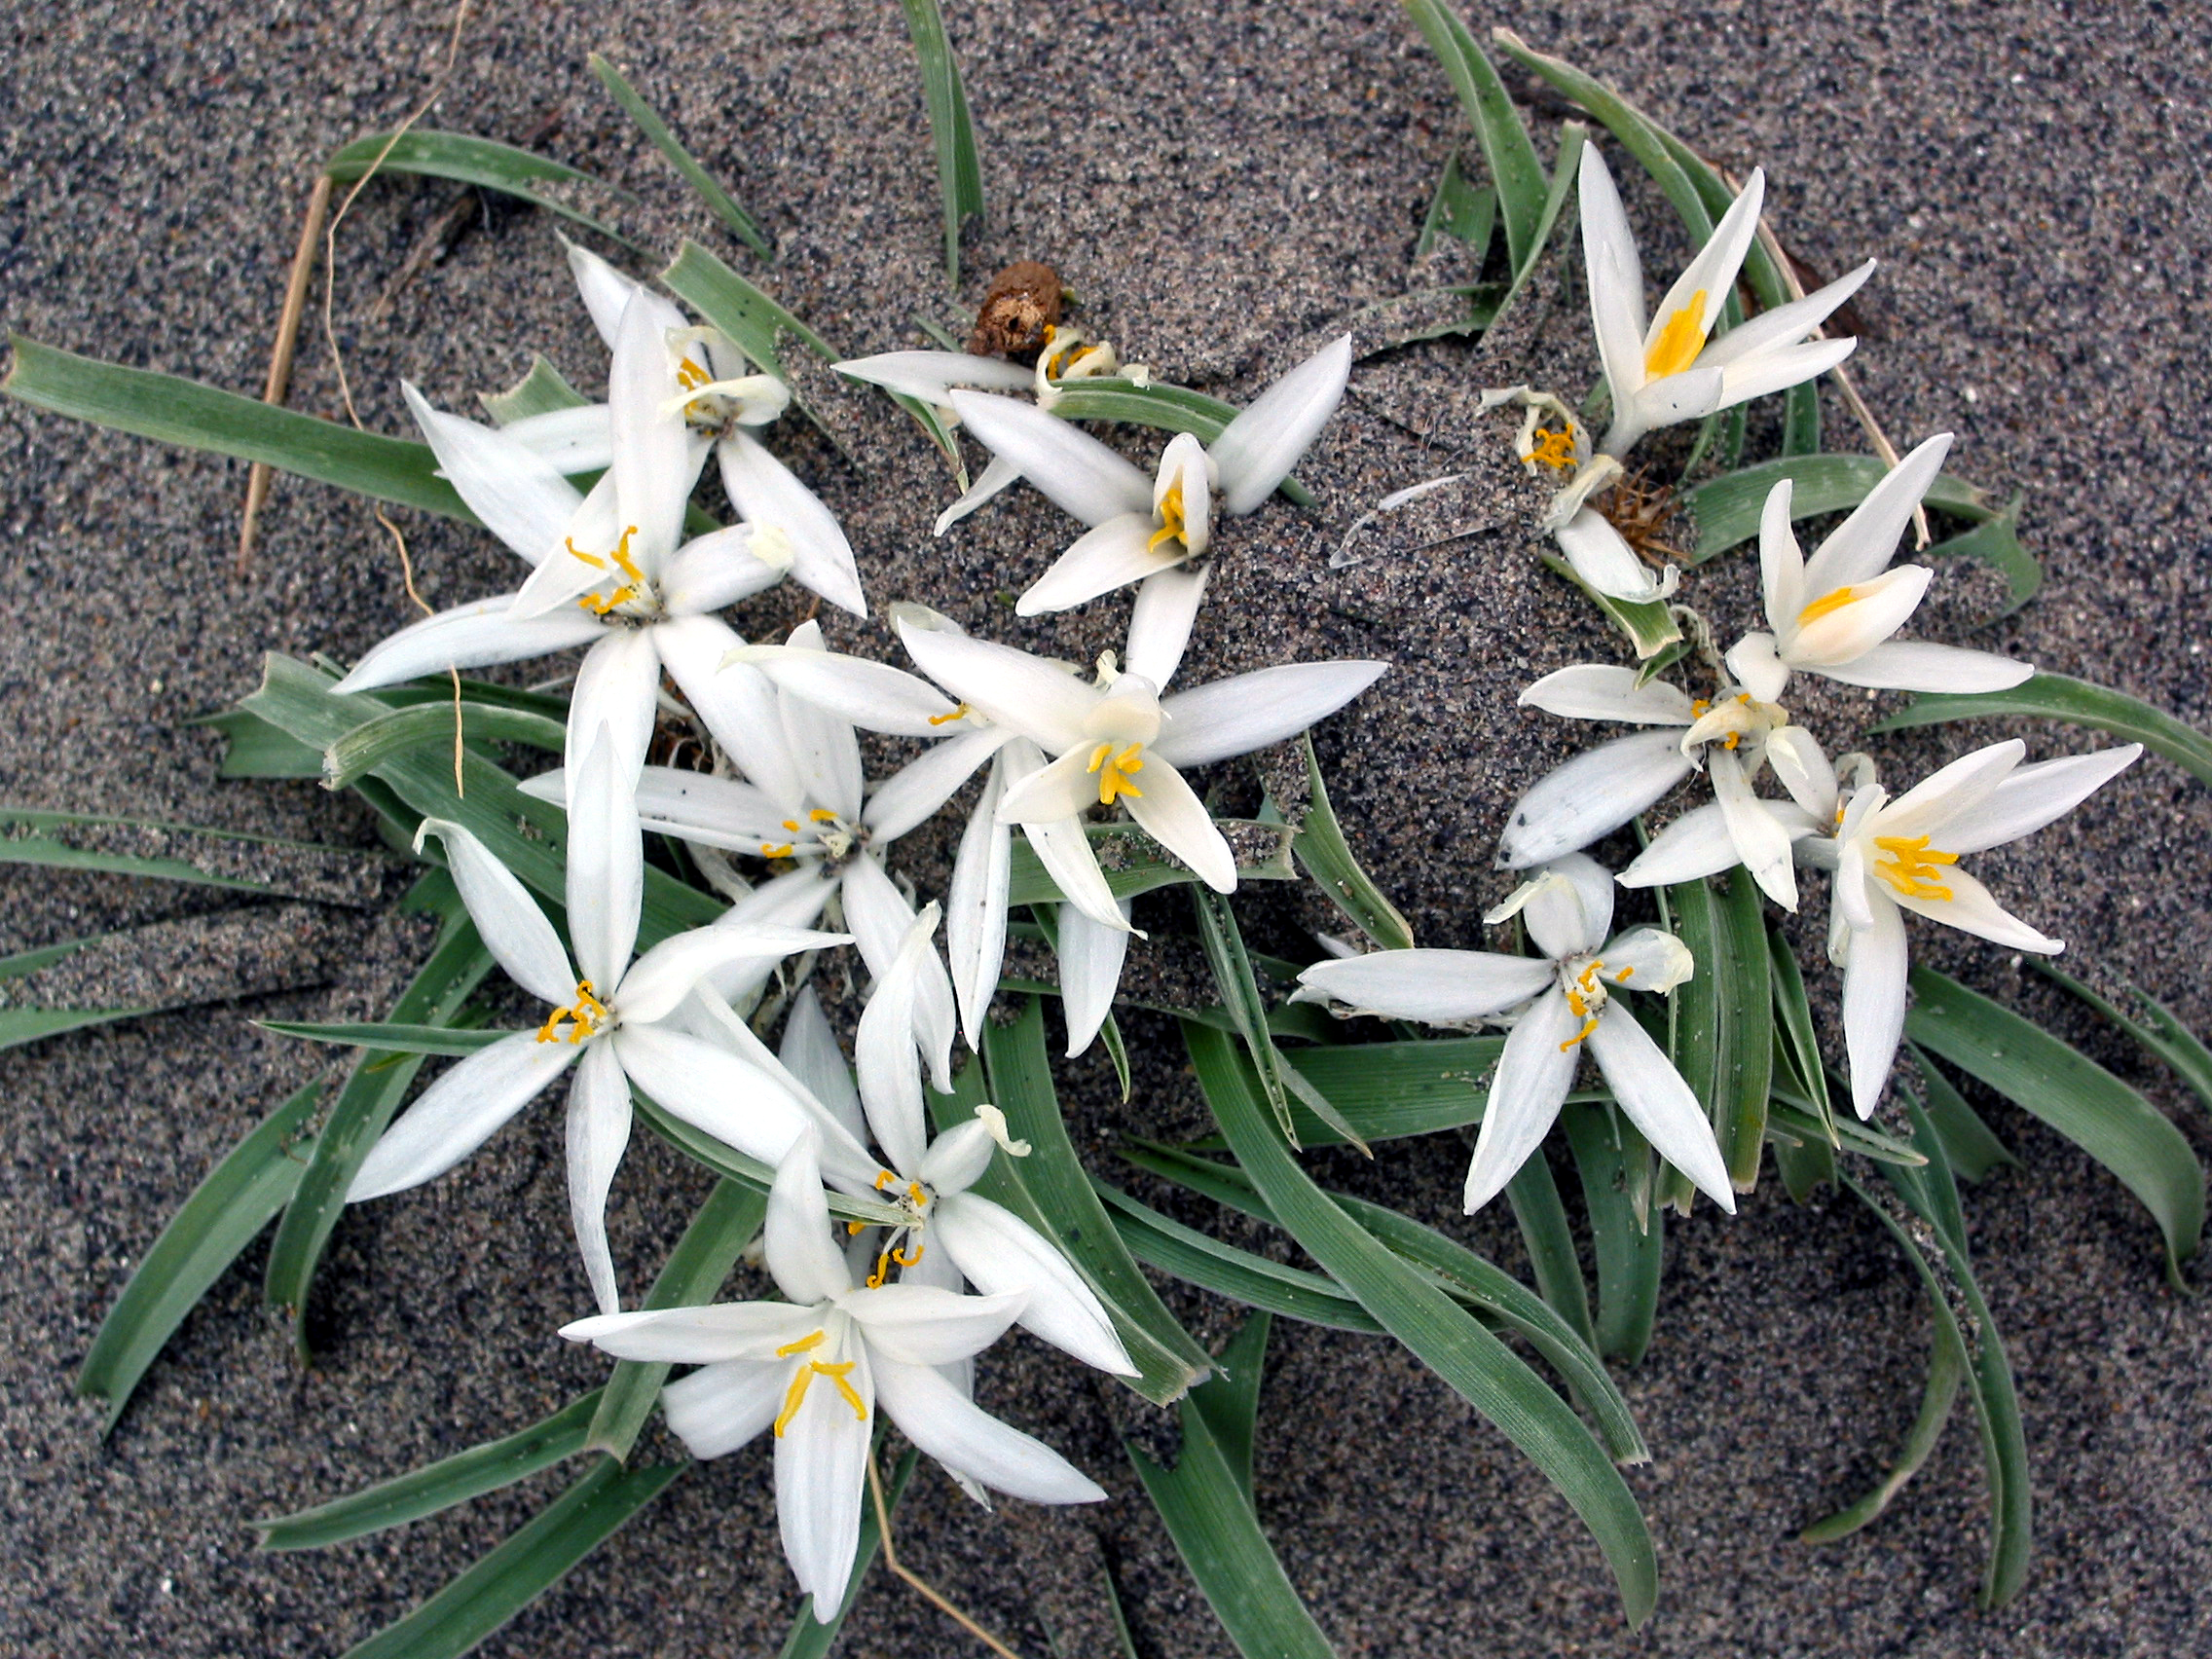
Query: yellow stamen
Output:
[[759, 842, 793, 859], [535, 979, 607, 1045], [1616, 965, 1635, 980], [571, 526, 645, 616], [1147, 484, 1187, 554], [846, 1220, 866, 1235], [1086, 741, 1147, 805], [1559, 1014, 1601, 1052], [906, 1181, 928, 1207], [1521, 426, 1577, 473], [866, 1248, 893, 1290], [781, 819, 801, 832], [677, 358, 710, 390], [928, 702, 973, 727], [775, 1329, 828, 1358], [1643, 289, 1711, 378], [773, 1358, 867, 1437], [892, 1241, 924, 1268], [1872, 834, 1960, 903], [1796, 585, 1865, 628], [808, 808, 838, 824], [1559, 961, 1605, 1051], [873, 1170, 896, 1190]]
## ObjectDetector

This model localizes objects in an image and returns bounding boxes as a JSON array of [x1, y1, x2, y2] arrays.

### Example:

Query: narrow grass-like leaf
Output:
[[1929, 502, 2041, 622], [483, 354, 590, 425], [1905, 966, 2204, 1278], [778, 1449, 919, 1658], [1129, 1381, 1339, 1659], [1769, 926, 1833, 1137], [200, 709, 325, 779], [1187, 1023, 1658, 1625], [1290, 734, 1414, 950], [898, 0, 984, 288], [324, 129, 635, 246], [1871, 672, 2212, 792], [960, 1004, 1213, 1403], [1402, 3, 1548, 272], [1486, 122, 1588, 330], [589, 55, 772, 258], [0, 1005, 157, 1051], [1006, 819, 1296, 909], [1095, 1179, 1382, 1334], [264, 874, 497, 1347], [324, 703, 566, 789], [1560, 1102, 1662, 1367], [586, 1177, 766, 1460], [1661, 873, 1723, 1208], [1031, 378, 1316, 507], [2032, 960, 2212, 1121], [1799, 1315, 1965, 1544], [1192, 1311, 1273, 1499], [0, 806, 376, 898], [79, 1079, 322, 1432], [1907, 1045, 2017, 1182], [4, 338, 474, 520], [1506, 1153, 1597, 1348], [256, 1390, 605, 1551], [1713, 868, 1773, 1191], [1281, 1036, 1501, 1145], [1415, 152, 1495, 262], [1681, 454, 1991, 564], [1538, 547, 1680, 658], [338, 1456, 684, 1659], [1769, 1098, 1925, 1168], [259, 1020, 505, 1057]]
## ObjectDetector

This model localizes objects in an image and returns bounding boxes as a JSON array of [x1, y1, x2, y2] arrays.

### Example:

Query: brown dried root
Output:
[[969, 260, 1063, 360]]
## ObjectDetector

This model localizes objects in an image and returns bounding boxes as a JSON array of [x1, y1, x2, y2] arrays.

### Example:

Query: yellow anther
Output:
[[775, 1329, 828, 1358], [906, 1182, 928, 1207], [846, 1220, 866, 1235], [1559, 1014, 1602, 1052], [781, 819, 801, 832], [1521, 426, 1577, 473], [1616, 965, 1635, 980], [873, 1170, 896, 1191], [535, 980, 607, 1045], [1691, 697, 1712, 718], [866, 1248, 892, 1290], [1796, 585, 1867, 628], [569, 527, 645, 615], [1147, 484, 1188, 554], [1872, 834, 1960, 903], [1576, 960, 1604, 994], [1643, 289, 1711, 379], [1086, 741, 1146, 805], [808, 808, 839, 824], [928, 702, 974, 727], [758, 842, 794, 859], [565, 540, 608, 571], [773, 1358, 867, 1437], [678, 358, 711, 390], [892, 1241, 925, 1268]]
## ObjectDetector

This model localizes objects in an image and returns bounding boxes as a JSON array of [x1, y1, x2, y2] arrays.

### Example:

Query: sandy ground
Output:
[[3, 1, 2210, 1654]]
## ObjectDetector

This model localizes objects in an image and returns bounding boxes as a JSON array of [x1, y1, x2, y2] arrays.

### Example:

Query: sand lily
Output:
[[1723, 434, 2035, 701], [562, 1137, 1106, 1613], [347, 730, 850, 1313], [1797, 738, 2141, 1118], [782, 908, 1135, 1375], [561, 245, 866, 615], [944, 334, 1353, 613], [896, 567, 1387, 914], [1579, 145, 1872, 458], [1294, 855, 1732, 1212], [1499, 664, 1824, 909], [527, 620, 974, 1083]]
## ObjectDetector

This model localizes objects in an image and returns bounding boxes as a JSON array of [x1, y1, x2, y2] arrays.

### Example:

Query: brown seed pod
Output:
[[969, 260, 1064, 360]]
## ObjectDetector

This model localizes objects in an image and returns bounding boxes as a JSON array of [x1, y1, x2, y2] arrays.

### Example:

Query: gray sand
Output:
[[4, 1, 2210, 1654]]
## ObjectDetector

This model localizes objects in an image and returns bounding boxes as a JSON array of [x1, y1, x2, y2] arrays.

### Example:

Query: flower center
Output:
[[1088, 741, 1147, 805], [1795, 584, 1869, 629], [1147, 483, 1189, 555], [535, 979, 608, 1045], [1522, 425, 1578, 473], [848, 1171, 933, 1287], [1558, 958, 1607, 1052], [1872, 834, 1959, 903], [1643, 289, 1711, 379], [568, 525, 650, 617], [771, 1330, 867, 1436], [757, 807, 858, 865]]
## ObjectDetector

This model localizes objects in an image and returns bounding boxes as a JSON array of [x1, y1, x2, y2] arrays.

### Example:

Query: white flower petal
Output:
[[1497, 730, 1694, 867], [716, 430, 866, 616], [651, 614, 811, 816], [1524, 853, 1615, 958], [1841, 892, 1910, 1120], [1017, 512, 1187, 616], [896, 613, 1097, 754], [1517, 664, 1695, 726], [917, 1118, 997, 1196], [1464, 989, 1579, 1211], [780, 986, 868, 1150], [1596, 926, 1695, 993], [736, 645, 963, 736], [1587, 1007, 1734, 1211], [1649, 167, 1765, 352], [872, 1354, 1106, 1503], [1555, 508, 1672, 602], [1577, 147, 1649, 405], [658, 526, 788, 616], [609, 763, 786, 851], [1876, 740, 2025, 841], [863, 727, 1004, 844], [702, 866, 841, 1007], [833, 350, 1033, 403], [497, 403, 614, 476], [762, 1136, 850, 1304], [403, 382, 581, 565], [1618, 800, 1816, 890], [774, 667, 866, 828], [1809, 641, 2035, 694], [775, 1334, 873, 1611], [1122, 758, 1235, 892], [565, 1039, 634, 1314], [564, 724, 644, 992], [933, 1192, 1132, 1374], [1893, 866, 2064, 952], [842, 852, 957, 1090], [935, 451, 1025, 535], [1765, 724, 1838, 819], [1124, 565, 1208, 689], [1699, 259, 1875, 372], [1788, 564, 1932, 666], [856, 911, 937, 1174], [998, 745, 1104, 823], [1152, 661, 1387, 769], [1057, 901, 1132, 1058], [1725, 632, 1790, 706], [613, 1023, 818, 1172], [1209, 334, 1353, 515], [1714, 337, 1858, 410], [1936, 744, 2140, 854], [946, 755, 1014, 1050], [617, 923, 849, 1027], [347, 1032, 578, 1200], [1293, 948, 1552, 1024], [564, 627, 661, 796], [841, 1283, 1025, 1366], [1800, 433, 1955, 597], [657, 1360, 787, 1459], [1711, 746, 1800, 910], [332, 596, 606, 694], [1756, 476, 1805, 629], [565, 241, 648, 347], [564, 1300, 821, 1364], [609, 290, 705, 569], [943, 390, 1153, 527], [413, 819, 573, 1005]]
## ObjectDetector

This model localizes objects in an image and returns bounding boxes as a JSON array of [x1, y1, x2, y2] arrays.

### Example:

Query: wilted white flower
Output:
[[562, 1137, 1106, 1612], [1294, 854, 1733, 1213], [945, 335, 1353, 613], [347, 728, 850, 1313], [1722, 433, 2034, 702], [1578, 145, 1871, 458]]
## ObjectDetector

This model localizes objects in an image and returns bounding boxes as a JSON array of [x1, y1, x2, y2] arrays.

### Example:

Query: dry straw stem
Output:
[[864, 1452, 1034, 1659], [236, 173, 332, 576]]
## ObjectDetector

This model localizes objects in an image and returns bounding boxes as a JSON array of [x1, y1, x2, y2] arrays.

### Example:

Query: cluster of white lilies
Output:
[[1296, 146, 2139, 1211], [333, 243, 1382, 1608]]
